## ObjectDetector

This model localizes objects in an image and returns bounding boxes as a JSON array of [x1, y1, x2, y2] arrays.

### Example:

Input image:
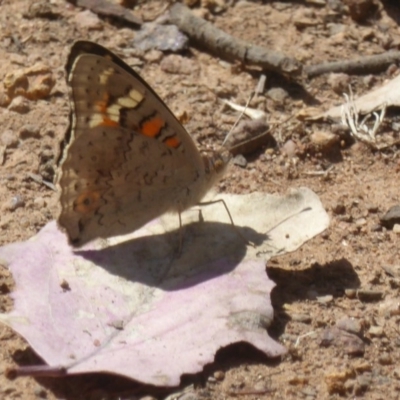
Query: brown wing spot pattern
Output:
[[140, 116, 165, 138], [93, 93, 120, 128], [73, 191, 101, 214]]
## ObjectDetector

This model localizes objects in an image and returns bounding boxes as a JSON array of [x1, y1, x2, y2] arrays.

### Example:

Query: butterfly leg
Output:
[[197, 199, 254, 247]]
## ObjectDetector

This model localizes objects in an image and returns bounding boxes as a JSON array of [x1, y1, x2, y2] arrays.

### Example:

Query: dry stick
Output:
[[169, 3, 302, 76], [305, 51, 400, 78]]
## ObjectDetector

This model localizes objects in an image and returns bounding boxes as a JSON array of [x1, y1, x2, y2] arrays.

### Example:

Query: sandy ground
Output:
[[1, 0, 400, 399]]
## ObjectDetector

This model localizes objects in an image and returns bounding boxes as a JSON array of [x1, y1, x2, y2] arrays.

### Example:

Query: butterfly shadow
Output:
[[74, 221, 268, 291]]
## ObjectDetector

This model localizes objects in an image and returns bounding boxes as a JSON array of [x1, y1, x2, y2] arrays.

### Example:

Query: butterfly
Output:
[[57, 41, 231, 246]]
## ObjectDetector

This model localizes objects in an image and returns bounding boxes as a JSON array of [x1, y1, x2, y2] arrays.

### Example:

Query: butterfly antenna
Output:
[[222, 74, 266, 147]]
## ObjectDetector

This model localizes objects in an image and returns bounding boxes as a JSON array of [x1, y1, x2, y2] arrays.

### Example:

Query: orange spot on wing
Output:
[[164, 136, 181, 149], [74, 191, 101, 214], [95, 93, 109, 113], [140, 116, 165, 138]]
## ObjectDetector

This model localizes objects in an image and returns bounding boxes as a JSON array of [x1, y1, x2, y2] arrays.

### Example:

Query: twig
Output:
[[169, 3, 301, 76], [305, 51, 400, 78], [303, 166, 334, 176], [75, 0, 142, 26], [27, 172, 56, 191]]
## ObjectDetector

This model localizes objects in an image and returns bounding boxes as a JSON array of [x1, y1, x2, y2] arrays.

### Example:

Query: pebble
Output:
[[213, 370, 225, 381], [380, 205, 400, 229], [393, 367, 400, 379], [343, 0, 376, 23], [310, 131, 338, 149], [378, 352, 392, 365], [8, 96, 30, 113], [332, 202, 346, 215], [324, 368, 354, 395], [33, 197, 46, 209], [290, 313, 312, 324], [393, 224, 400, 233], [266, 87, 288, 104], [368, 326, 384, 337], [8, 195, 25, 211], [281, 140, 297, 157], [357, 289, 383, 302], [355, 373, 371, 393], [344, 288, 356, 298], [1, 130, 18, 147], [336, 317, 362, 335], [19, 124, 40, 139], [378, 298, 400, 316], [74, 10, 103, 30], [316, 294, 333, 304], [327, 73, 351, 95], [232, 154, 247, 168], [133, 23, 188, 52]]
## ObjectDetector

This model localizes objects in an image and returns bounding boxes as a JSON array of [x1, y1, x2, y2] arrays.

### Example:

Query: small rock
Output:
[[343, 378, 355, 391], [290, 313, 312, 324], [224, 119, 271, 156], [232, 154, 247, 168], [74, 10, 103, 30], [332, 202, 346, 215], [26, 73, 55, 100], [368, 325, 384, 337], [327, 23, 346, 36], [324, 368, 354, 395], [0, 90, 10, 107], [139, 396, 157, 400], [133, 23, 188, 52], [393, 367, 400, 379], [357, 289, 383, 302], [378, 352, 392, 365], [4, 70, 29, 98], [293, 9, 318, 28], [19, 124, 40, 139], [336, 317, 362, 335], [355, 373, 371, 394], [353, 360, 372, 373], [320, 327, 365, 355], [393, 224, 400, 233], [343, 0, 376, 23], [310, 131, 338, 149], [344, 288, 356, 298], [355, 218, 367, 227], [160, 55, 199, 75], [266, 87, 288, 104], [281, 140, 297, 157], [144, 49, 163, 63], [317, 294, 333, 304], [33, 197, 46, 210], [213, 370, 225, 380], [8, 96, 30, 113], [327, 73, 351, 95], [366, 204, 378, 213], [8, 195, 25, 211], [380, 205, 400, 229], [24, 1, 61, 19], [288, 374, 309, 385], [382, 265, 400, 278], [378, 298, 400, 316], [1, 130, 18, 147]]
